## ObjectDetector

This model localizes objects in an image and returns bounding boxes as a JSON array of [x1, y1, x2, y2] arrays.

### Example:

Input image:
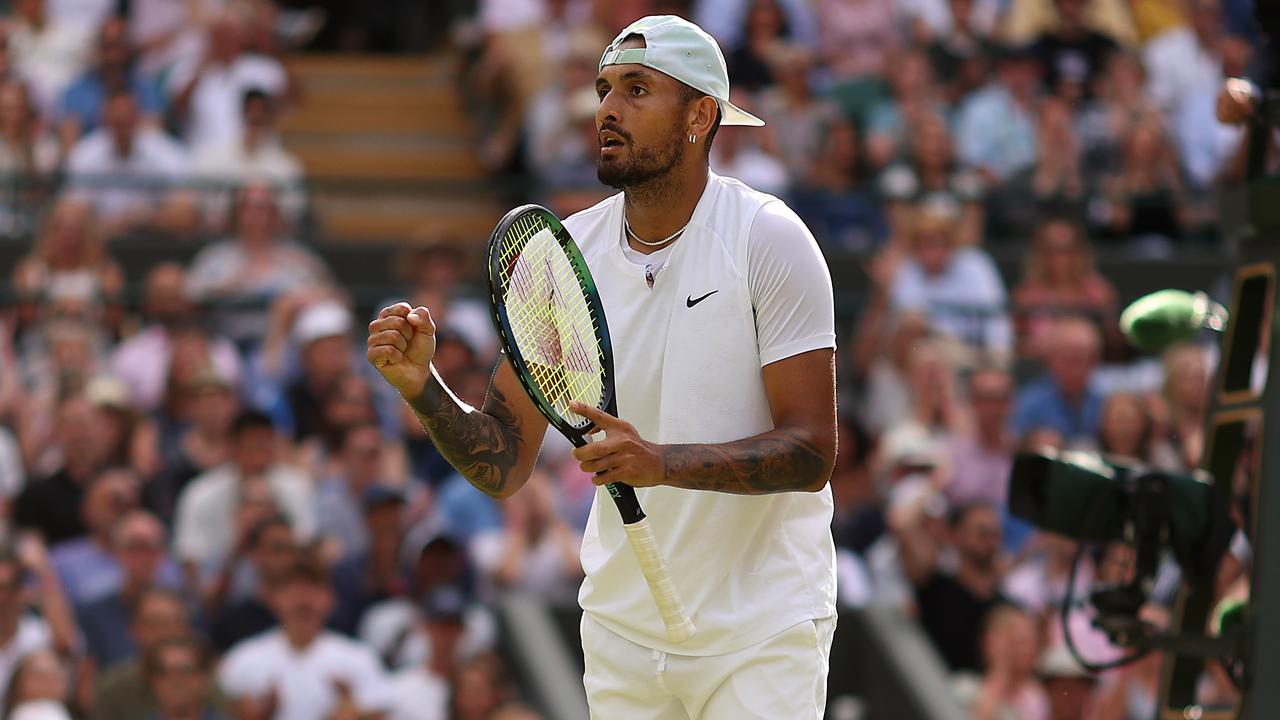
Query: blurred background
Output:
[[0, 0, 1266, 718]]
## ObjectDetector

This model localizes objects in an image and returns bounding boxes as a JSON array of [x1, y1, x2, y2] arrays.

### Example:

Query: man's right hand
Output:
[[367, 302, 436, 399]]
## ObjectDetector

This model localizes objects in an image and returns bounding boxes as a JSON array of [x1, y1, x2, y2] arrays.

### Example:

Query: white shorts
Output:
[[581, 613, 836, 720]]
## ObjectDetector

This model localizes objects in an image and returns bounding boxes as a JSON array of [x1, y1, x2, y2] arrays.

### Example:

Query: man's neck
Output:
[[282, 626, 320, 652], [622, 165, 708, 254]]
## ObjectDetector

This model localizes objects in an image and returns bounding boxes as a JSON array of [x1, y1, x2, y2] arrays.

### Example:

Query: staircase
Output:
[[281, 54, 505, 245]]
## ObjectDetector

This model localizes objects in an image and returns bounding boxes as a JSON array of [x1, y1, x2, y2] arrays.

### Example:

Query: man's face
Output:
[[233, 427, 276, 477], [594, 38, 690, 189], [302, 336, 350, 388], [83, 472, 138, 536], [98, 17, 130, 69], [953, 506, 1001, 570], [341, 426, 383, 480], [104, 95, 137, 150], [251, 523, 296, 582], [1047, 326, 1100, 396], [969, 371, 1012, 436], [143, 264, 194, 325], [114, 515, 165, 586], [270, 578, 333, 637], [149, 644, 208, 715], [133, 595, 189, 650]]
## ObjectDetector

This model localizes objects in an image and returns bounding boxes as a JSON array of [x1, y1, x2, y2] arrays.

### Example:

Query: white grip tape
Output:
[[623, 517, 697, 643]]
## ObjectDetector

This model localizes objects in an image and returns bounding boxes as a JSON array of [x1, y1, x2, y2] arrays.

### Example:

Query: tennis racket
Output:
[[486, 204, 696, 644]]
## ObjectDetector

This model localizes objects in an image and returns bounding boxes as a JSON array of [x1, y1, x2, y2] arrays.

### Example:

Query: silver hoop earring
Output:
[[689, 133, 697, 144]]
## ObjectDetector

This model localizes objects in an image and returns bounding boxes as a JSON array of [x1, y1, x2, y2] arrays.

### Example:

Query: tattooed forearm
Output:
[[408, 368, 523, 498], [659, 427, 832, 495]]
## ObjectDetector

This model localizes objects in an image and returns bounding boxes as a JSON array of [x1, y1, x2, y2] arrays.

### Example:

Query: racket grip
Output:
[[623, 517, 696, 643]]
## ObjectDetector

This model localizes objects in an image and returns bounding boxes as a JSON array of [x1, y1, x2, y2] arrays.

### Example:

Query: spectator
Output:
[[1174, 35, 1252, 193], [955, 44, 1041, 186], [49, 466, 141, 608], [946, 366, 1015, 507], [14, 394, 113, 544], [109, 262, 242, 413], [1030, 0, 1118, 100], [167, 12, 289, 149], [9, 0, 93, 117], [725, 0, 792, 92], [0, 542, 78, 710], [173, 410, 315, 577], [1012, 316, 1105, 444], [878, 114, 985, 247], [864, 49, 947, 170], [693, 0, 819, 54], [710, 95, 790, 197], [852, 308, 931, 435], [86, 373, 161, 478], [1075, 52, 1163, 188], [789, 118, 885, 249], [259, 298, 359, 444], [1144, 0, 1231, 115], [1096, 391, 1156, 463], [1152, 342, 1209, 470], [143, 636, 229, 720], [192, 88, 305, 227], [449, 653, 516, 720], [92, 588, 200, 720], [1012, 217, 1119, 360], [925, 0, 1000, 103], [890, 338, 971, 441], [330, 486, 409, 636], [816, 0, 900, 88], [76, 511, 174, 668], [217, 553, 394, 719], [387, 588, 468, 720], [956, 604, 1050, 720], [185, 183, 331, 352], [316, 423, 393, 562], [1095, 116, 1188, 242], [756, 44, 839, 183], [472, 469, 583, 603], [887, 204, 1012, 358], [10, 195, 123, 344], [3, 649, 72, 720], [208, 513, 295, 653], [1024, 97, 1086, 219], [895, 501, 1008, 672], [65, 90, 192, 238], [58, 16, 164, 144], [0, 79, 61, 188], [393, 235, 496, 361]]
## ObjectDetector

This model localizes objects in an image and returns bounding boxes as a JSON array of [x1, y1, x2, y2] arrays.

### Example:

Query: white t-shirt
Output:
[[10, 20, 92, 116], [387, 668, 448, 720], [66, 127, 190, 222], [889, 247, 1011, 355], [173, 463, 316, 568], [563, 172, 837, 655], [0, 616, 52, 709], [167, 54, 288, 148], [218, 630, 394, 720]]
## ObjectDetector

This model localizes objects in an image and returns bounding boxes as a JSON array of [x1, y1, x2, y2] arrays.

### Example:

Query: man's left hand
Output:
[[569, 402, 666, 488]]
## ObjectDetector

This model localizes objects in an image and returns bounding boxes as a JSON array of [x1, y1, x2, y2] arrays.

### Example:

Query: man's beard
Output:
[[597, 131, 686, 190]]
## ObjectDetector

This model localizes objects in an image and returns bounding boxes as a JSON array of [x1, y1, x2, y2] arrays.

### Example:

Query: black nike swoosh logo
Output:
[[686, 290, 718, 308]]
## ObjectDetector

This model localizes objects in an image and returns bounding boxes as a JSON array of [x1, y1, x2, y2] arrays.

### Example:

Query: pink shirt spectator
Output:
[[817, 0, 900, 81]]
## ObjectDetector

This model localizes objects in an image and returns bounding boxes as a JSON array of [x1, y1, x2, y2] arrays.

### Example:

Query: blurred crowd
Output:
[[0, 0, 1262, 718]]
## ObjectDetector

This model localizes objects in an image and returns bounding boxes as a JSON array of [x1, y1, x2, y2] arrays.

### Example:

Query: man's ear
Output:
[[689, 95, 718, 138]]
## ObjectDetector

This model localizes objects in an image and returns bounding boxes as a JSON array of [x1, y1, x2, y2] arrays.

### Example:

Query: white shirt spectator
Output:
[[173, 463, 316, 568], [388, 668, 448, 720], [66, 126, 189, 224], [167, 54, 287, 148], [129, 0, 223, 79], [0, 616, 51, 710], [1143, 26, 1221, 115], [47, 0, 114, 30], [479, 0, 547, 33], [218, 629, 394, 720], [10, 18, 92, 116], [192, 136, 304, 220], [358, 599, 496, 671], [890, 247, 1012, 356]]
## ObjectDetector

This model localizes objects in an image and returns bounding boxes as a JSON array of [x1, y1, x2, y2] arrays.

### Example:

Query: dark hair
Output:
[[947, 501, 996, 529], [276, 551, 330, 588], [231, 409, 275, 438], [245, 512, 293, 550], [242, 87, 272, 113], [143, 634, 211, 680]]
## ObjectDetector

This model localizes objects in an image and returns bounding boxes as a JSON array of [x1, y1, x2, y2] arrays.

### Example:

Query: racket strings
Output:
[[497, 216, 604, 429]]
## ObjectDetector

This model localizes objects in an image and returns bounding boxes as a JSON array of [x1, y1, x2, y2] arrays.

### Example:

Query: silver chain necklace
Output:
[[624, 213, 687, 248]]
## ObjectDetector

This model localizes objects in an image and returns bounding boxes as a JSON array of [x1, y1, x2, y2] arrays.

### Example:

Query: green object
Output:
[[1211, 597, 1248, 637], [1119, 289, 1228, 353]]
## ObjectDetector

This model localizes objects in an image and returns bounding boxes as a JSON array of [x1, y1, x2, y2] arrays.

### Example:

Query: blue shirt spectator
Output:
[[1011, 317, 1106, 444], [59, 16, 165, 136], [955, 48, 1041, 183]]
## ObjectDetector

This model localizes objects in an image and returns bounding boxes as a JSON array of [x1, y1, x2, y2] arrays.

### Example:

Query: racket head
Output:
[[486, 204, 616, 445]]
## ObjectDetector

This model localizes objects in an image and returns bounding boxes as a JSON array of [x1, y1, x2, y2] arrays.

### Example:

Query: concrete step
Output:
[[288, 142, 482, 182], [312, 192, 503, 243]]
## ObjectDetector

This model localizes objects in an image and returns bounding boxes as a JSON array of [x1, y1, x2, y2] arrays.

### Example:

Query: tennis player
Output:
[[368, 15, 837, 718]]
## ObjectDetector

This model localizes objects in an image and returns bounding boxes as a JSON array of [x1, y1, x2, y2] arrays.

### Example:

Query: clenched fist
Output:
[[367, 302, 436, 399]]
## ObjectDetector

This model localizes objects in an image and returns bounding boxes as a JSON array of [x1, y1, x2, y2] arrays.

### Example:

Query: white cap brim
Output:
[[719, 98, 765, 127]]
